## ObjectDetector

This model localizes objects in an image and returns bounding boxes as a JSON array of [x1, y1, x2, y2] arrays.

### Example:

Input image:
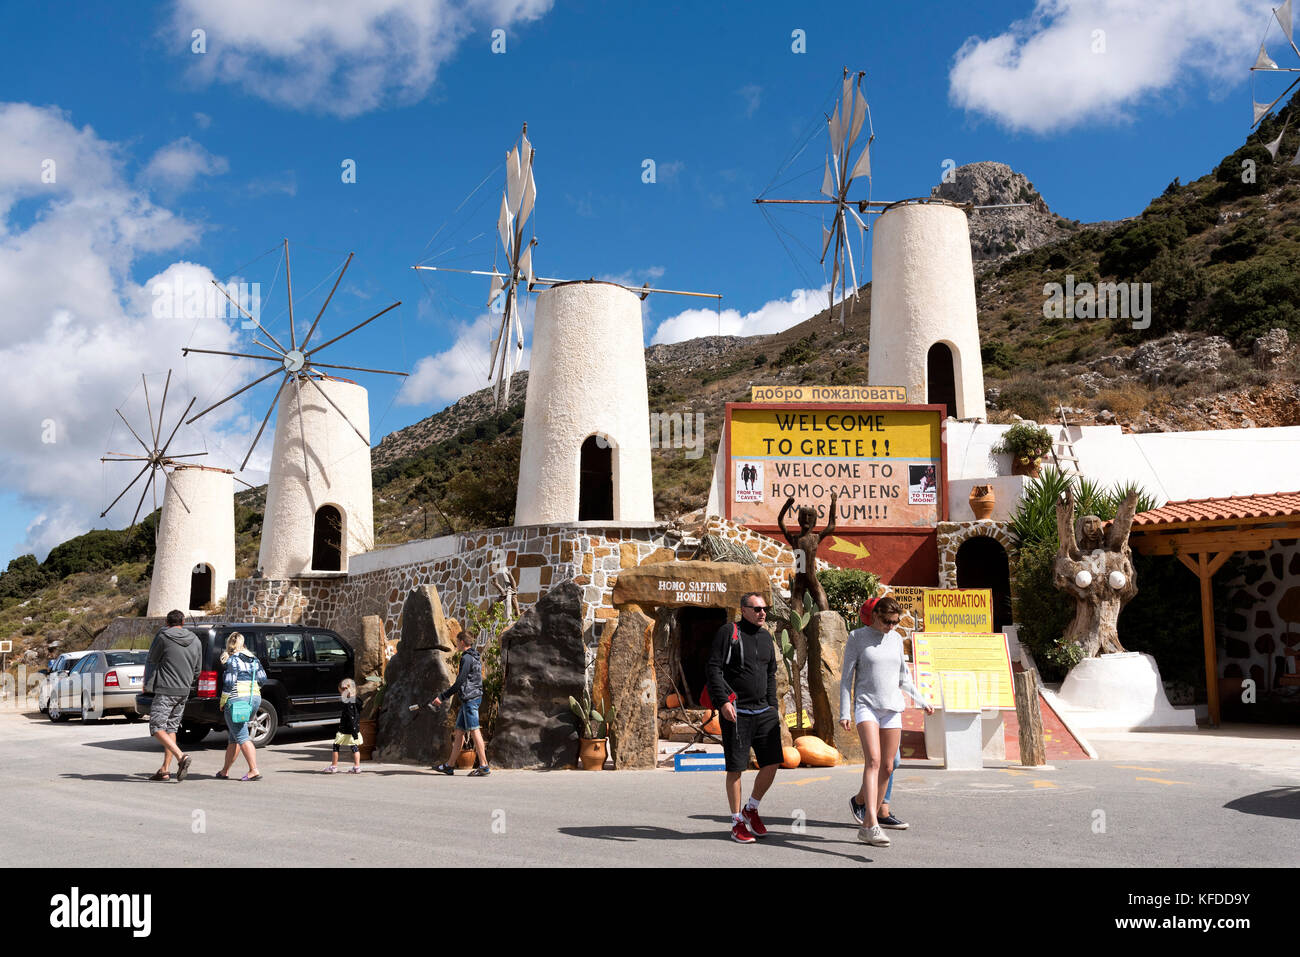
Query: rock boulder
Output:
[[489, 581, 586, 769], [376, 586, 456, 766]]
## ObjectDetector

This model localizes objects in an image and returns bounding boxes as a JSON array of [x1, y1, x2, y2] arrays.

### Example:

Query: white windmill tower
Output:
[[755, 69, 1031, 418], [100, 371, 236, 616], [415, 125, 721, 525], [184, 242, 407, 578]]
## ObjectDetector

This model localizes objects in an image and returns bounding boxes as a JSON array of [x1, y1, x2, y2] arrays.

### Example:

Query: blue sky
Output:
[[0, 0, 1280, 560]]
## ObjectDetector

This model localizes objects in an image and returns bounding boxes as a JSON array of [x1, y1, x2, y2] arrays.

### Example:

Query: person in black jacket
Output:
[[706, 590, 781, 844], [324, 678, 363, 773], [430, 631, 489, 777]]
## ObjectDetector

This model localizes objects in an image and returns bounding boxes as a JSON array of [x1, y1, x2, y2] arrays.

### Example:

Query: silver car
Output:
[[47, 650, 150, 722], [37, 651, 93, 713]]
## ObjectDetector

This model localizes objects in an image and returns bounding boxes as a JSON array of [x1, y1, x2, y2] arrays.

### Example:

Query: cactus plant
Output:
[[569, 690, 614, 739]]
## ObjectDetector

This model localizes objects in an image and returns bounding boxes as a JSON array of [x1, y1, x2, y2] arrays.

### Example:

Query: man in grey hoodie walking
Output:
[[145, 610, 202, 781]]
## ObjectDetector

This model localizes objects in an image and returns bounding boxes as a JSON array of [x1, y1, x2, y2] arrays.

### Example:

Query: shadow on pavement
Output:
[[1223, 787, 1300, 820], [559, 815, 870, 862]]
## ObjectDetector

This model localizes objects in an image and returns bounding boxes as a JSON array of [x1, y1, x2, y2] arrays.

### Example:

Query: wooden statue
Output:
[[1053, 488, 1139, 657], [778, 490, 837, 613]]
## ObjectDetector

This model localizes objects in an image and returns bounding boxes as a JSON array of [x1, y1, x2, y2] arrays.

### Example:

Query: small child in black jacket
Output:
[[325, 678, 363, 773]]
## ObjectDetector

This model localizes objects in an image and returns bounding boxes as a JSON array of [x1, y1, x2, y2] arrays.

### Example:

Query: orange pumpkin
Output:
[[665, 693, 681, 709], [781, 746, 801, 769], [794, 735, 842, 768], [703, 714, 721, 736]]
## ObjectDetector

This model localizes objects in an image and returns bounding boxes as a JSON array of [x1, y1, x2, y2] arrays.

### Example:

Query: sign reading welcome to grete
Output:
[[726, 403, 943, 529]]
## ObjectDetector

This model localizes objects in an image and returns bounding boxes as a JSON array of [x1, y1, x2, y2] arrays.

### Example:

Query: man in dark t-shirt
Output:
[[705, 590, 781, 844]]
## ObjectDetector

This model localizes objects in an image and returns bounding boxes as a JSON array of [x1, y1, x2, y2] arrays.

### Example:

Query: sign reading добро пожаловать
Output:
[[728, 405, 942, 528]]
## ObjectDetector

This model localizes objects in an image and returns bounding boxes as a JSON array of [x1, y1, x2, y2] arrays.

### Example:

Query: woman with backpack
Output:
[[216, 632, 268, 781]]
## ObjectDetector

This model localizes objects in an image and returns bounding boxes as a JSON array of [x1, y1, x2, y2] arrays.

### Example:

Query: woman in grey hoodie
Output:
[[839, 596, 934, 847]]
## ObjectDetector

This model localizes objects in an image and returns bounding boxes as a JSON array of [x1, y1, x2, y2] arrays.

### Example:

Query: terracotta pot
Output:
[[455, 747, 478, 769], [578, 737, 607, 770], [1011, 456, 1043, 478], [358, 718, 378, 761], [969, 484, 996, 520]]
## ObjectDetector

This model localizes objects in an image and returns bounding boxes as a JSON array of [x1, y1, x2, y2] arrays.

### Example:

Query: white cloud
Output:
[[142, 136, 229, 191], [193, 111, 212, 129], [948, 0, 1261, 134], [0, 103, 256, 560], [401, 312, 530, 406], [169, 0, 555, 117], [651, 286, 828, 345], [738, 83, 762, 118]]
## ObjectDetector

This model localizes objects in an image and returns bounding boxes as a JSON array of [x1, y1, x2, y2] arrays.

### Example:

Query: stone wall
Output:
[[225, 523, 695, 654], [937, 520, 1017, 590], [1219, 539, 1300, 685]]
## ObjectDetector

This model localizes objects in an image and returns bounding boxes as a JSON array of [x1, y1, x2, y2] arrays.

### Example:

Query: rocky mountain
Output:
[[932, 161, 1096, 269]]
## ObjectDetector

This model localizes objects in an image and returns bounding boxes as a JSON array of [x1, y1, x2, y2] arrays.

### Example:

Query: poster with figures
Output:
[[734, 461, 763, 502]]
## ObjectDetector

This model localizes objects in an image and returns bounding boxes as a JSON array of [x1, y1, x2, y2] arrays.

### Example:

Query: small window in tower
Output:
[[312, 505, 344, 571], [189, 563, 214, 610], [578, 435, 614, 521]]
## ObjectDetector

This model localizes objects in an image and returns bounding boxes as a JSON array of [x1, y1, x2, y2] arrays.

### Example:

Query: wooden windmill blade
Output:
[[183, 240, 406, 481], [100, 372, 206, 529], [1249, 0, 1300, 128]]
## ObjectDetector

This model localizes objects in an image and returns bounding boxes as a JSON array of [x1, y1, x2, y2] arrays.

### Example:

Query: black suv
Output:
[[136, 623, 355, 747]]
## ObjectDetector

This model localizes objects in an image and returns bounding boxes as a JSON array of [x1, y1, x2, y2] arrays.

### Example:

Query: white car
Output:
[[47, 650, 150, 722], [37, 651, 94, 713]]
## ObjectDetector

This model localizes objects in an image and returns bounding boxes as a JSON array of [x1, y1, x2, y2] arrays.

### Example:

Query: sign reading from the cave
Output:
[[726, 404, 943, 529]]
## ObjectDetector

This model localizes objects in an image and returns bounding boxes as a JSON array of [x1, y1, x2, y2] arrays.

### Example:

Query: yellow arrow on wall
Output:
[[829, 538, 871, 560]]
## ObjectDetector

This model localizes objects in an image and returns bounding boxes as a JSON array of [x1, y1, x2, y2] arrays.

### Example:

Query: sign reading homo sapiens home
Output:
[[751, 385, 907, 404], [923, 589, 993, 633], [726, 403, 944, 529], [912, 633, 1015, 710]]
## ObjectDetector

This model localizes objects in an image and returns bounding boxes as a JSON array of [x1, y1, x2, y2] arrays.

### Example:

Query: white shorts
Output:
[[854, 705, 902, 729]]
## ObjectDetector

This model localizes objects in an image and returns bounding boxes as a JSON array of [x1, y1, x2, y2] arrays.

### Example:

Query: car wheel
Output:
[[246, 700, 279, 748], [80, 691, 98, 723], [176, 724, 210, 747], [48, 699, 67, 722], [125, 712, 144, 723]]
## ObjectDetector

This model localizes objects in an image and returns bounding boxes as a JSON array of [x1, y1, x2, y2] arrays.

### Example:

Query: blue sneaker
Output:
[[849, 795, 866, 825]]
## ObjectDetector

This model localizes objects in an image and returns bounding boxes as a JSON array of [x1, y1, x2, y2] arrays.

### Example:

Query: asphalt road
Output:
[[3, 710, 1298, 868]]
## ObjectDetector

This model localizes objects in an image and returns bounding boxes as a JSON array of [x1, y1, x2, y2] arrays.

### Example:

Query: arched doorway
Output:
[[312, 505, 343, 571], [955, 536, 1012, 632], [189, 563, 213, 609], [927, 342, 957, 419], [578, 435, 613, 521]]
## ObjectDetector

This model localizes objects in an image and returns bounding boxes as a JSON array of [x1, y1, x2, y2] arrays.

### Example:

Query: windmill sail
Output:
[[488, 124, 538, 409], [821, 69, 873, 325]]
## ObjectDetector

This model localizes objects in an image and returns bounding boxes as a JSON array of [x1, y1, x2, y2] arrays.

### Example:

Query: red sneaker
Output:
[[730, 819, 757, 844], [741, 807, 768, 838]]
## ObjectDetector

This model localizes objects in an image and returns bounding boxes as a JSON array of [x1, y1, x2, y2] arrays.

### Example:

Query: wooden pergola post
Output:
[[1175, 550, 1233, 728]]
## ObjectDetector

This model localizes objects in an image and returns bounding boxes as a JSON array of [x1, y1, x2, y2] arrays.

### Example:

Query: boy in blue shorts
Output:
[[430, 631, 489, 776]]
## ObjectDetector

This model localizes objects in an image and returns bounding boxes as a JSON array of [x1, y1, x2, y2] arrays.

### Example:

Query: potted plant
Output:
[[992, 423, 1053, 478], [569, 690, 614, 770]]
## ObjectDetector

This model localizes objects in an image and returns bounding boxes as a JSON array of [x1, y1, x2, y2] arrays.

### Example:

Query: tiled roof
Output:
[[1132, 491, 1300, 527]]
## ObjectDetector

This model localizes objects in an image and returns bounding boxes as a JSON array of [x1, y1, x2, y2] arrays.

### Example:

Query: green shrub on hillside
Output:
[[1202, 256, 1300, 347], [1099, 216, 1187, 278]]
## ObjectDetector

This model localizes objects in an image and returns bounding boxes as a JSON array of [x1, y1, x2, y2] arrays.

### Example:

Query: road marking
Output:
[[998, 769, 1030, 777], [1136, 776, 1190, 786], [792, 775, 831, 787], [1115, 765, 1169, 772], [1031, 780, 1056, 789]]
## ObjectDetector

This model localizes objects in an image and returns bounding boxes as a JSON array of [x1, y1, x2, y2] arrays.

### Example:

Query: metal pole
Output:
[[412, 265, 722, 299]]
